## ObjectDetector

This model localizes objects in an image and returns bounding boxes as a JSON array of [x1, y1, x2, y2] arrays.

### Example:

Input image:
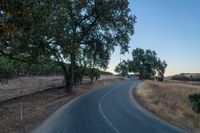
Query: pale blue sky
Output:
[[108, 0, 200, 76]]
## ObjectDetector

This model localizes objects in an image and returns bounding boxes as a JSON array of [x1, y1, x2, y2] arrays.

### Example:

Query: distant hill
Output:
[[170, 73, 200, 81]]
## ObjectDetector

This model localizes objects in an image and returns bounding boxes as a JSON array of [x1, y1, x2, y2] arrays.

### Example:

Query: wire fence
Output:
[[0, 75, 116, 102]]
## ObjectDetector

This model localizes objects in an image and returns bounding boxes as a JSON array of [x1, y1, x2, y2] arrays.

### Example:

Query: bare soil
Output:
[[0, 77, 123, 133], [134, 80, 200, 133]]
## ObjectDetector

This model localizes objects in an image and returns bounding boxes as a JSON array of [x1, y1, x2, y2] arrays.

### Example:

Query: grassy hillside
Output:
[[135, 80, 200, 132], [170, 73, 200, 81]]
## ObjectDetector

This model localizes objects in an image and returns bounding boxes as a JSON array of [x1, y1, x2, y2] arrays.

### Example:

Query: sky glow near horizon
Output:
[[107, 0, 200, 76]]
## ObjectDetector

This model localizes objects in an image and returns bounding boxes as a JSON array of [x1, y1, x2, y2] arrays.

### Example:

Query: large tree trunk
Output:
[[66, 53, 76, 92], [59, 62, 70, 92], [90, 75, 94, 84], [55, 52, 76, 92], [90, 55, 95, 84], [64, 71, 72, 92]]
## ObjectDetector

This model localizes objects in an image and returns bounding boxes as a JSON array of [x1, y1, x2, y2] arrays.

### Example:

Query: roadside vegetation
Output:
[[0, 56, 113, 84], [115, 48, 167, 81], [0, 1, 134, 132], [135, 80, 200, 132], [189, 93, 200, 113], [113, 47, 200, 132], [2, 1, 199, 132], [171, 73, 200, 82], [0, 57, 63, 79], [170, 73, 200, 114], [0, 0, 136, 92]]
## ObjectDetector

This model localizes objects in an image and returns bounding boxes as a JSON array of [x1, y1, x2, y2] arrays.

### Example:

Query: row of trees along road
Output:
[[115, 48, 167, 81], [0, 0, 136, 92]]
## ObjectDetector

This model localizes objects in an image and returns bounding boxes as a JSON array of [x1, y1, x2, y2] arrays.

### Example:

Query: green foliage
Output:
[[0, 0, 51, 63], [0, 0, 136, 90], [87, 68, 101, 83], [115, 48, 167, 80], [77, 45, 110, 70], [74, 66, 102, 83], [0, 57, 21, 80], [156, 59, 167, 81], [0, 57, 63, 80], [114, 60, 129, 76], [45, 0, 136, 67], [98, 70, 113, 75], [130, 48, 167, 81], [189, 93, 200, 113]]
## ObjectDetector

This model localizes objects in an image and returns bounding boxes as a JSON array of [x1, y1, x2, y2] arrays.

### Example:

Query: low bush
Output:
[[189, 93, 200, 113]]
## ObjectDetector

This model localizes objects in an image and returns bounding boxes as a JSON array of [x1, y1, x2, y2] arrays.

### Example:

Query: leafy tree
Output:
[[43, 0, 136, 91], [0, 0, 136, 92], [0, 0, 51, 61], [81, 44, 110, 83], [124, 48, 167, 81], [0, 0, 55, 82], [75, 43, 110, 83], [114, 60, 129, 76], [156, 59, 167, 81], [130, 48, 145, 78]]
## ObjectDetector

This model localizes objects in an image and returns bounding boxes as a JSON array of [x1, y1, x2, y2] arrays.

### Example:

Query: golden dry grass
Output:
[[135, 80, 200, 133]]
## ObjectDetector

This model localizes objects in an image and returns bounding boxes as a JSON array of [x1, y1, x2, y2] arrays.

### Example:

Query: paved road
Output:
[[33, 79, 187, 133]]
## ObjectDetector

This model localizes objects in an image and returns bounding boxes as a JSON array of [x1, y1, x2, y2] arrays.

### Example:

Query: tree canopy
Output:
[[115, 48, 167, 81], [0, 0, 136, 91], [114, 60, 129, 76], [131, 48, 167, 80]]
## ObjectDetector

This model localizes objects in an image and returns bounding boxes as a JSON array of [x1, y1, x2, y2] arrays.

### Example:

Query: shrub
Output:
[[189, 93, 200, 113]]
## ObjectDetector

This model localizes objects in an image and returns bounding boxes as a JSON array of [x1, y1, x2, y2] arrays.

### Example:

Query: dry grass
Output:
[[0, 75, 117, 102], [134, 80, 200, 133]]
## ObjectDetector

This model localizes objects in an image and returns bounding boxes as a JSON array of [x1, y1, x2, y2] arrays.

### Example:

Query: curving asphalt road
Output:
[[33, 79, 187, 133]]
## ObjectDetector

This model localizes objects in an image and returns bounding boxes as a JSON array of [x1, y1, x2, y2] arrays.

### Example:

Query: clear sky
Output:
[[108, 0, 200, 76]]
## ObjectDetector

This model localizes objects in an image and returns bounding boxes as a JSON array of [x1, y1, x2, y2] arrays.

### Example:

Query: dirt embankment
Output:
[[0, 75, 64, 102], [0, 75, 117, 102], [134, 80, 200, 133], [0, 77, 123, 133]]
